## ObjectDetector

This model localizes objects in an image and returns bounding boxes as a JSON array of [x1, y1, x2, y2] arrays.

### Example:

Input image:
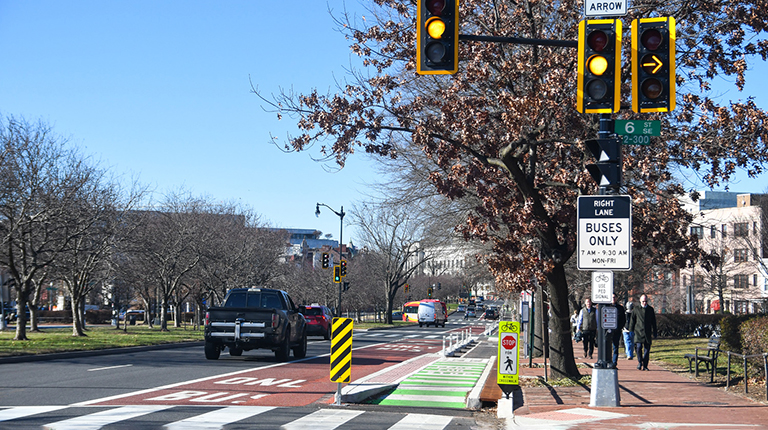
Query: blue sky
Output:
[[1, 1, 767, 244]]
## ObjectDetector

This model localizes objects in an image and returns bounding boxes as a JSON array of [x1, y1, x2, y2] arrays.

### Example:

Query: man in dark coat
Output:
[[576, 298, 597, 359], [630, 294, 657, 371], [608, 293, 626, 368]]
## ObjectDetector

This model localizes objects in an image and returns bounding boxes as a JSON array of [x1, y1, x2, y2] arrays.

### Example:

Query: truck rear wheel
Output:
[[204, 341, 220, 360], [275, 328, 291, 362], [293, 329, 307, 359]]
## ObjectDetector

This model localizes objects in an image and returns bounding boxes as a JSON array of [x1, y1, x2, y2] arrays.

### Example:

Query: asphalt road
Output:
[[0, 311, 500, 429]]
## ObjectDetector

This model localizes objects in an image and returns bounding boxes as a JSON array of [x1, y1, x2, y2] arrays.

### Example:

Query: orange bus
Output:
[[403, 300, 421, 322], [403, 299, 447, 322]]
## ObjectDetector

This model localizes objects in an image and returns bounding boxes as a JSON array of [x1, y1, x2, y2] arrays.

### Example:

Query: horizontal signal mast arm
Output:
[[459, 34, 577, 48]]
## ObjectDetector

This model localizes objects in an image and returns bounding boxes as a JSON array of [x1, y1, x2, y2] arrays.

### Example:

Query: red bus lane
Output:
[[84, 339, 442, 408]]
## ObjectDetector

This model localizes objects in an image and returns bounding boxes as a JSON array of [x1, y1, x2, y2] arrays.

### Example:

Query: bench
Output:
[[684, 336, 721, 382]]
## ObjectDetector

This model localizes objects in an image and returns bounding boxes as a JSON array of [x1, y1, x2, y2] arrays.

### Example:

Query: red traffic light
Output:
[[587, 30, 608, 52], [426, 0, 445, 15], [641, 29, 662, 50]]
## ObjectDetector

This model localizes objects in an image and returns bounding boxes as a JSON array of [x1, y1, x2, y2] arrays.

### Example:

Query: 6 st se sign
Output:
[[577, 195, 632, 271]]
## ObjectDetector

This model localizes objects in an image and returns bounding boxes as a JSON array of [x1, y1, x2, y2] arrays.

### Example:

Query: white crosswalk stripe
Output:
[[280, 409, 364, 430], [163, 405, 274, 429], [0, 406, 67, 422], [389, 413, 454, 430], [43, 405, 173, 429], [0, 405, 465, 430]]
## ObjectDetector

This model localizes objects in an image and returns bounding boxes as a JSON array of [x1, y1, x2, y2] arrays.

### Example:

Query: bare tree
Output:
[[350, 201, 440, 324], [0, 116, 102, 340]]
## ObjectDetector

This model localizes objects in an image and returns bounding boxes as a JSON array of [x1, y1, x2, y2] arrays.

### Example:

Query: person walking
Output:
[[576, 298, 597, 359], [609, 293, 626, 368], [622, 298, 635, 360], [570, 309, 579, 336], [630, 294, 657, 371]]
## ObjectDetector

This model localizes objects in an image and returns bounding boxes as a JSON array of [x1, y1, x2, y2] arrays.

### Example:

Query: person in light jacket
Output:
[[629, 294, 657, 371], [576, 298, 597, 359]]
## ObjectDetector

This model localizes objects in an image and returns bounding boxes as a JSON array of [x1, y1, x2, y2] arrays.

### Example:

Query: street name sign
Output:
[[615, 120, 660, 145], [584, 0, 628, 17], [578, 195, 632, 271]]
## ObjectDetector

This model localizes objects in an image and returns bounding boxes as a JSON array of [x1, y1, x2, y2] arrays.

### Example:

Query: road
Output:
[[0, 311, 501, 429]]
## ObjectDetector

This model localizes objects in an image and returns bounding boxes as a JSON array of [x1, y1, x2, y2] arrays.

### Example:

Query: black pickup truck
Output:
[[204, 287, 307, 361]]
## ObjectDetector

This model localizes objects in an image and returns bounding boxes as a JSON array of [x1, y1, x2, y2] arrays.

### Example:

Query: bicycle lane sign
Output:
[[497, 321, 520, 388]]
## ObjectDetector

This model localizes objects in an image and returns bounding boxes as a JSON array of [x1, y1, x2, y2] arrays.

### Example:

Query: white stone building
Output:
[[679, 192, 768, 314]]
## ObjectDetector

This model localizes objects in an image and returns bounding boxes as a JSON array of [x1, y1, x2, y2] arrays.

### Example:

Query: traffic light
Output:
[[333, 265, 341, 283], [585, 138, 622, 190], [428, 287, 433, 298], [339, 259, 347, 277], [632, 17, 676, 113], [437, 282, 441, 290], [321, 252, 329, 269], [417, 0, 459, 75], [577, 19, 622, 113], [404, 284, 410, 293]]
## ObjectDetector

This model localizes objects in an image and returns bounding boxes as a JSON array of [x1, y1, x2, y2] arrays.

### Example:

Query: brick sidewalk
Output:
[[493, 341, 768, 429]]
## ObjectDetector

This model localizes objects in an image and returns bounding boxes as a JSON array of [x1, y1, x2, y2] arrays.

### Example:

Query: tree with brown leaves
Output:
[[255, 0, 768, 379]]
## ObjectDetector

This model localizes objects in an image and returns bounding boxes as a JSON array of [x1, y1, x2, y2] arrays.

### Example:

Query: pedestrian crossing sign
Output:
[[497, 321, 520, 385]]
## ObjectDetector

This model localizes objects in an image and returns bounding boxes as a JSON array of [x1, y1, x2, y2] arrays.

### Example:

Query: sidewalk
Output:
[[497, 340, 768, 429]]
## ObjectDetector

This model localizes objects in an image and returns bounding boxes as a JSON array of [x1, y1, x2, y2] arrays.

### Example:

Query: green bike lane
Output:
[[371, 358, 490, 408]]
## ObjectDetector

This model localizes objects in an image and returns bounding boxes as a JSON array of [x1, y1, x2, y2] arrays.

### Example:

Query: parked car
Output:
[[391, 311, 403, 321], [302, 304, 333, 340]]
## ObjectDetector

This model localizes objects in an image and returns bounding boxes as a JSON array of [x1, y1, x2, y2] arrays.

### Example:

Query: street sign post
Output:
[[497, 321, 520, 397], [577, 195, 632, 271]]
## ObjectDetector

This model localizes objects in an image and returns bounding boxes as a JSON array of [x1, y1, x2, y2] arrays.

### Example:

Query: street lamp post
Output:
[[316, 203, 345, 317]]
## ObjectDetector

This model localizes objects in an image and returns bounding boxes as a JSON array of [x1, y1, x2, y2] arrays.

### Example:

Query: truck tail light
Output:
[[205, 312, 210, 327], [272, 313, 280, 329]]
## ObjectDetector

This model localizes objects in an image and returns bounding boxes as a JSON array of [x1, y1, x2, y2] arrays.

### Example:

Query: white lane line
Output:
[[87, 364, 133, 372], [163, 406, 274, 429], [43, 405, 173, 430], [280, 409, 364, 430]]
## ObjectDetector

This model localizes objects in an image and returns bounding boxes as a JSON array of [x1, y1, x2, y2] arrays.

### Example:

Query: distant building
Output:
[[678, 192, 768, 314], [277, 228, 354, 268]]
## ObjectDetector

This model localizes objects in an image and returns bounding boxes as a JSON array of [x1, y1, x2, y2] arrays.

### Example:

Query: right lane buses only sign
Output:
[[577, 195, 632, 271]]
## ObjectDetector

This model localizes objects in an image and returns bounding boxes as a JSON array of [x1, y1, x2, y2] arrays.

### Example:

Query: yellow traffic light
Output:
[[417, 0, 459, 75], [426, 17, 446, 39], [587, 55, 608, 75], [577, 19, 622, 114], [632, 17, 676, 113]]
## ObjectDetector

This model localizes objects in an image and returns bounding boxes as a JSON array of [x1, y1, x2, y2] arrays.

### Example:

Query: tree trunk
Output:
[[13, 288, 31, 341], [547, 264, 581, 380], [160, 298, 169, 331], [71, 297, 85, 336]]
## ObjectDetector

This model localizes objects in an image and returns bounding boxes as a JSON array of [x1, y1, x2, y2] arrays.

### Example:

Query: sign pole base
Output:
[[589, 368, 620, 407]]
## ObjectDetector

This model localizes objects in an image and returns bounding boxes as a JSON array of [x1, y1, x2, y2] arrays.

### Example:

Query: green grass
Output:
[[650, 337, 709, 368], [0, 325, 203, 357]]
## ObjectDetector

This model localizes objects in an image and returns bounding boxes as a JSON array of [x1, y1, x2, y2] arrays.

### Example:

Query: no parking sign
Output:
[[497, 321, 520, 386]]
